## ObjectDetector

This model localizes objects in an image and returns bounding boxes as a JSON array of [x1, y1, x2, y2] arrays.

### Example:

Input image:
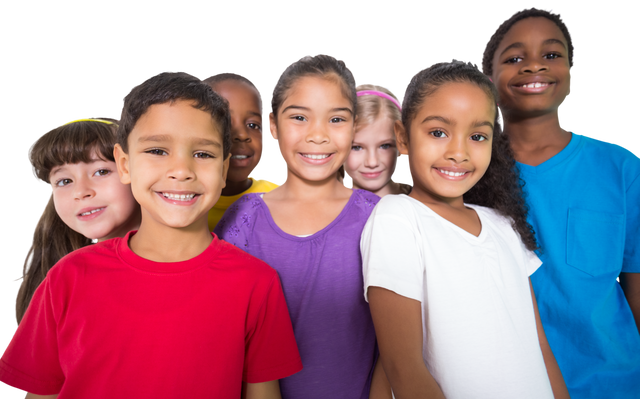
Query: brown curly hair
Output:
[[401, 61, 538, 251]]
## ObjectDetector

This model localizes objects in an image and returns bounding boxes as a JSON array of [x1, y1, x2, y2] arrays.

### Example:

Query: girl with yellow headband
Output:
[[15, 118, 141, 323]]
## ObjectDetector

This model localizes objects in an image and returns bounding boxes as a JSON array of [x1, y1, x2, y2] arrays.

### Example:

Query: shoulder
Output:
[[350, 189, 380, 215], [577, 134, 640, 170], [372, 194, 420, 218], [211, 237, 279, 280], [251, 179, 279, 192], [468, 204, 515, 231], [215, 193, 264, 237], [46, 238, 120, 285]]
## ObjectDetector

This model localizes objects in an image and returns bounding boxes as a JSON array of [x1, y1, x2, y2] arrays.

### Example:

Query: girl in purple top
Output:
[[215, 55, 384, 398]]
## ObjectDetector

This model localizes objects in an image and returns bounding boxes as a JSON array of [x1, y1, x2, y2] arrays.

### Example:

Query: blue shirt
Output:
[[519, 133, 640, 398]]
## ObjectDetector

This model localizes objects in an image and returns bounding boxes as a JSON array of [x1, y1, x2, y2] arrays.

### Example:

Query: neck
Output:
[[221, 178, 253, 197], [504, 114, 571, 154], [128, 213, 212, 262], [352, 180, 401, 197], [98, 208, 142, 242], [277, 169, 352, 202]]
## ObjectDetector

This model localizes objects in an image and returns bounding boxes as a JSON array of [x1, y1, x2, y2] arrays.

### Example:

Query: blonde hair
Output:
[[355, 84, 401, 129]]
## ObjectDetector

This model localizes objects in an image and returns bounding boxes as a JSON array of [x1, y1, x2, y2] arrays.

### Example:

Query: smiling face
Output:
[[116, 100, 229, 232], [270, 75, 354, 183], [50, 155, 140, 241], [345, 114, 399, 193], [491, 17, 571, 119], [400, 82, 495, 206], [211, 80, 262, 184]]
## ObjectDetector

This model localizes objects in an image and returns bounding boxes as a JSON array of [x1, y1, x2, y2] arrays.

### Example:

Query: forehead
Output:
[[285, 75, 351, 105], [131, 100, 222, 143], [418, 82, 495, 118], [213, 80, 261, 110], [500, 17, 567, 51], [354, 115, 396, 142]]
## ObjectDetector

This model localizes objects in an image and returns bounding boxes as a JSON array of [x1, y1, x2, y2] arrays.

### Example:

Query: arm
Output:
[[620, 272, 640, 334], [242, 380, 281, 399], [368, 286, 445, 399], [26, 394, 58, 399], [369, 355, 393, 399], [529, 279, 570, 399]]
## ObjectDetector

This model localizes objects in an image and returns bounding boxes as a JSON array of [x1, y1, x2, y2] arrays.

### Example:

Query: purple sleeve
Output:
[[213, 193, 259, 250]]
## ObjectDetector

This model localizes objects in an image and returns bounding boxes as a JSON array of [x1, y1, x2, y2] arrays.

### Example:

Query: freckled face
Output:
[[212, 80, 263, 183], [491, 17, 571, 118], [345, 114, 399, 192], [50, 156, 139, 241], [116, 100, 229, 231], [270, 75, 354, 183], [403, 82, 495, 205]]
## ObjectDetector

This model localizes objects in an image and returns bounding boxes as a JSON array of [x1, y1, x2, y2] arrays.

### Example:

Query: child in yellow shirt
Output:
[[203, 73, 277, 230]]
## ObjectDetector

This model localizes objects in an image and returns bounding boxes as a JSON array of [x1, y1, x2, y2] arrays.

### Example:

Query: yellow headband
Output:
[[63, 118, 115, 126]]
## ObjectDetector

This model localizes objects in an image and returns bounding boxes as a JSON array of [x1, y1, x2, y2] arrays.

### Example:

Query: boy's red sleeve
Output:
[[0, 276, 64, 395], [243, 273, 302, 383]]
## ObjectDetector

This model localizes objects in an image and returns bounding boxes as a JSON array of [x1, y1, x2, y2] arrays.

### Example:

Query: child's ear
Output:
[[114, 144, 131, 184], [394, 120, 409, 155], [269, 113, 278, 140]]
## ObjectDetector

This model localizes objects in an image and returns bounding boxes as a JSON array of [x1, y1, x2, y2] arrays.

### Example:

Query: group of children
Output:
[[1, 7, 638, 399]]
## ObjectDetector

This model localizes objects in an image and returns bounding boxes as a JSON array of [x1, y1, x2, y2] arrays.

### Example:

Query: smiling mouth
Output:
[[516, 82, 551, 88], [301, 153, 330, 160], [162, 192, 197, 201], [79, 207, 105, 216], [437, 169, 468, 177], [231, 155, 250, 160]]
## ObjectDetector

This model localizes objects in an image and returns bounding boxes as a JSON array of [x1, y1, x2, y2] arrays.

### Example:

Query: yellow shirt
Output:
[[208, 178, 278, 231]]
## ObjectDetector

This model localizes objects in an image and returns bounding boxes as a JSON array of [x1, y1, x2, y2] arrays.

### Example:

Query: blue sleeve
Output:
[[623, 173, 640, 273]]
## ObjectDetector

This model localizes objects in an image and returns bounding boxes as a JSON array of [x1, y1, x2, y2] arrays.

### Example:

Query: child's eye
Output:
[[505, 56, 522, 64], [430, 130, 447, 138], [292, 115, 306, 122], [93, 169, 111, 177], [471, 134, 488, 142], [330, 117, 346, 123], [351, 145, 363, 151], [544, 53, 561, 60], [247, 123, 262, 131], [194, 152, 214, 159], [55, 178, 73, 187], [146, 148, 168, 156], [380, 143, 393, 150]]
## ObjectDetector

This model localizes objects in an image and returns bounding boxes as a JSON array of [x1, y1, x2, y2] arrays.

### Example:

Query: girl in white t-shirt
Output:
[[361, 61, 569, 399]]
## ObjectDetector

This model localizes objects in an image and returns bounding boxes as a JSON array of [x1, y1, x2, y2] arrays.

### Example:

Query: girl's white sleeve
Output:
[[361, 200, 424, 303]]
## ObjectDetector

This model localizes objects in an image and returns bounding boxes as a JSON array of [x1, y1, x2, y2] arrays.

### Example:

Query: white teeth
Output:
[[80, 207, 105, 216], [231, 155, 249, 159], [302, 154, 330, 160], [163, 193, 196, 201], [440, 169, 466, 177], [523, 82, 548, 88]]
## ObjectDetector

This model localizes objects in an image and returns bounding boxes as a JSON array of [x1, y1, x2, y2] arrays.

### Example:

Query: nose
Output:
[[168, 153, 195, 181], [231, 117, 250, 142], [306, 120, 330, 145], [364, 148, 379, 168], [521, 58, 549, 74], [444, 135, 469, 164], [74, 176, 96, 200]]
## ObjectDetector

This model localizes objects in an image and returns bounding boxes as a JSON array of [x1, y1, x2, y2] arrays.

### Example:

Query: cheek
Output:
[[344, 150, 362, 173], [51, 190, 74, 222], [379, 149, 398, 169]]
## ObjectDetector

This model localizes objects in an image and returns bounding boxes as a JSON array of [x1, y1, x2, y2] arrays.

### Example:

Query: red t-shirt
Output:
[[0, 232, 302, 398]]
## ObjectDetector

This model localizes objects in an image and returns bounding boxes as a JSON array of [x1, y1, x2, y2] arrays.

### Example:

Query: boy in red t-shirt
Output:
[[0, 72, 302, 399]]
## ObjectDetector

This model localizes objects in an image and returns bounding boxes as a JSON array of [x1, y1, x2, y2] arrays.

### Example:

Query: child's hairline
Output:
[[205, 78, 264, 112]]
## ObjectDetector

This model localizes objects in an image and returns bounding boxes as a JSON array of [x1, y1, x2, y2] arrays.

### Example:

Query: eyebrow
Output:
[[138, 134, 222, 148], [421, 115, 494, 129], [281, 105, 353, 115], [499, 38, 567, 57]]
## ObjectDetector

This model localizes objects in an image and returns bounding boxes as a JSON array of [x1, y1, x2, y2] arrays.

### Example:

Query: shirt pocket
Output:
[[566, 208, 624, 276]]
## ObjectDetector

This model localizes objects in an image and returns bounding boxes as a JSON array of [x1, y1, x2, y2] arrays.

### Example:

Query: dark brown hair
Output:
[[117, 72, 231, 159], [401, 61, 538, 251], [16, 119, 118, 323]]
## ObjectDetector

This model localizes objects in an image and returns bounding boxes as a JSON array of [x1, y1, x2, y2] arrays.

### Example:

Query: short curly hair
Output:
[[482, 8, 574, 76], [401, 61, 538, 251], [118, 72, 231, 159]]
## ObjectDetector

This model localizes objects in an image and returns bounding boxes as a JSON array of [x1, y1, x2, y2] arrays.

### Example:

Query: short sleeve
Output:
[[623, 173, 640, 273], [243, 274, 302, 383], [214, 194, 256, 249], [361, 201, 424, 303], [0, 277, 64, 395], [523, 246, 543, 277]]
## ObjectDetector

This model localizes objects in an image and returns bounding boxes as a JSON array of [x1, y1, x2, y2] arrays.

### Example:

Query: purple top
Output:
[[215, 190, 380, 399]]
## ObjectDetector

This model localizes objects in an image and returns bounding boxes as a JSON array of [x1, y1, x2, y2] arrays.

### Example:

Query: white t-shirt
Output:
[[361, 195, 553, 399]]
